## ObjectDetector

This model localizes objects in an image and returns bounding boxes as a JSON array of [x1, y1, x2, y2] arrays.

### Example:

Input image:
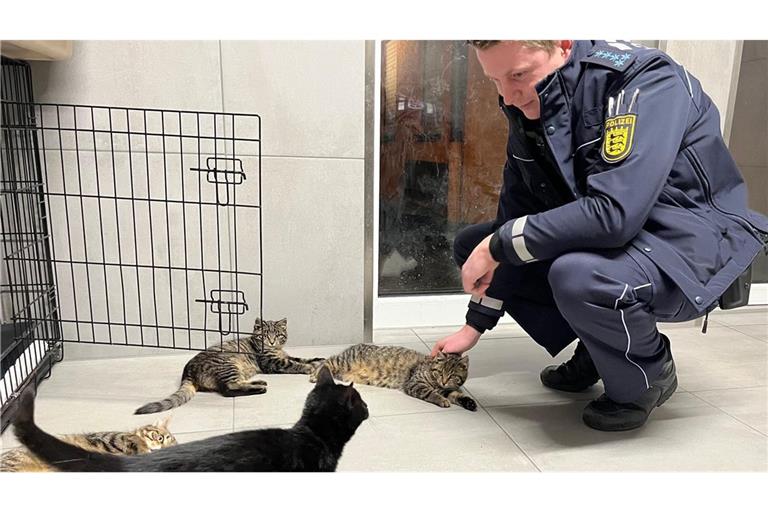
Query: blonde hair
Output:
[[467, 40, 558, 53]]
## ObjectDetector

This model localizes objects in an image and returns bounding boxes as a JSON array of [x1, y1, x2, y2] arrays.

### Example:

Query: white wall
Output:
[[29, 41, 366, 356]]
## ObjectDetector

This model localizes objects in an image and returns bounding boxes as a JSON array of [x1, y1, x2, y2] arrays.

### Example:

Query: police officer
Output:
[[430, 40, 768, 431]]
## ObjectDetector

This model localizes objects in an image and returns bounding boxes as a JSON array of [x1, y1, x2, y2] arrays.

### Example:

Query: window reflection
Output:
[[379, 40, 508, 295]]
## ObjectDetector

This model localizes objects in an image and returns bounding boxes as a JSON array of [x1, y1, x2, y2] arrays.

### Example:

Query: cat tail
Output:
[[13, 389, 124, 472], [134, 380, 197, 415]]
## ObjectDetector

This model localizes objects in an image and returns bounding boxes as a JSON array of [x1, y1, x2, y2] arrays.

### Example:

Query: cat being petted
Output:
[[1, 417, 176, 472], [14, 367, 368, 472], [136, 318, 324, 414], [311, 344, 477, 411]]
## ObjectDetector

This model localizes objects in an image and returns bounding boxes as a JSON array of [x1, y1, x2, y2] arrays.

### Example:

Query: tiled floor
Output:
[[1, 307, 766, 471]]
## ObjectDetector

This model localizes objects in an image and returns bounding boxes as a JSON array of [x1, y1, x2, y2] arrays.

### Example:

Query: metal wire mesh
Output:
[[1, 57, 62, 432], [1, 57, 264, 432]]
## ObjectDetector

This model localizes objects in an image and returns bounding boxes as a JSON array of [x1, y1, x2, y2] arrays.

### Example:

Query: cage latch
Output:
[[195, 289, 249, 336], [190, 157, 246, 207]]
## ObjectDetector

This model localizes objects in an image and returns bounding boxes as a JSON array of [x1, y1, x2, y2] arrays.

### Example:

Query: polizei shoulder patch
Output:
[[582, 47, 637, 71], [601, 114, 637, 163]]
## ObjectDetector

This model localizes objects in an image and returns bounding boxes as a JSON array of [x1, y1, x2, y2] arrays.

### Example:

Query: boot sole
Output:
[[540, 379, 600, 393], [657, 375, 678, 407], [582, 376, 678, 432]]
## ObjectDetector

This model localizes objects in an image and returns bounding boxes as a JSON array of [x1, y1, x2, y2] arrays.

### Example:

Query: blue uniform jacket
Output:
[[491, 40, 768, 312]]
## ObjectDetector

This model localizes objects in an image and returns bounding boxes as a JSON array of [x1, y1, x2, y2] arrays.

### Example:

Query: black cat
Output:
[[13, 366, 368, 472]]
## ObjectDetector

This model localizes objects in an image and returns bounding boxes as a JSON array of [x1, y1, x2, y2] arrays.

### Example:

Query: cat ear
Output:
[[253, 318, 262, 331], [153, 416, 171, 429], [343, 386, 359, 408], [314, 365, 335, 387], [277, 317, 287, 327], [435, 351, 447, 360], [460, 355, 469, 365]]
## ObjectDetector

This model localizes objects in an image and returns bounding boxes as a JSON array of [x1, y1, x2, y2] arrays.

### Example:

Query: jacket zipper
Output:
[[539, 72, 578, 200], [686, 146, 763, 244]]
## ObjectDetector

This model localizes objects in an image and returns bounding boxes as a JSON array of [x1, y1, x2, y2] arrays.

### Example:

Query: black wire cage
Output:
[[1, 57, 264, 432]]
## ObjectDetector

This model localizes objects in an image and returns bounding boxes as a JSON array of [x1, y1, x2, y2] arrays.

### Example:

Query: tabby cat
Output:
[[1, 417, 175, 472], [136, 318, 324, 414], [311, 344, 477, 411], [14, 366, 368, 472]]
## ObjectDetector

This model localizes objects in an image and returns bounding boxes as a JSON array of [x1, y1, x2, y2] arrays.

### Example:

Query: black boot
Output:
[[540, 341, 600, 392], [582, 334, 677, 432]]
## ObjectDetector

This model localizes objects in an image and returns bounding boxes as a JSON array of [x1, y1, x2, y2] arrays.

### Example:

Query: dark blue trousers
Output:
[[455, 222, 703, 403]]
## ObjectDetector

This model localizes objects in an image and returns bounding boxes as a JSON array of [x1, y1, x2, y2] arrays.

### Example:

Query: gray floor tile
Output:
[[728, 324, 767, 343], [670, 326, 767, 391], [6, 315, 766, 471], [337, 409, 538, 471], [372, 328, 423, 345], [487, 392, 768, 471], [709, 306, 768, 326], [37, 353, 199, 400], [462, 338, 606, 407], [233, 374, 317, 429], [693, 387, 767, 435]]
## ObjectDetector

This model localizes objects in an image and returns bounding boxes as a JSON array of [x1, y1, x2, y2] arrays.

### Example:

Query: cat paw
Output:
[[458, 396, 477, 411], [303, 360, 326, 374], [249, 379, 268, 386], [434, 398, 451, 408], [308, 357, 326, 364]]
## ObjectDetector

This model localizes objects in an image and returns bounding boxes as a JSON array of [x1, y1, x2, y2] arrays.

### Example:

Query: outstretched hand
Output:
[[430, 325, 482, 357]]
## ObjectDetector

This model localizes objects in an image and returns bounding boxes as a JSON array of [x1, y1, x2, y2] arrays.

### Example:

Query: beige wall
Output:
[[729, 41, 768, 216], [660, 40, 743, 141], [30, 41, 366, 357]]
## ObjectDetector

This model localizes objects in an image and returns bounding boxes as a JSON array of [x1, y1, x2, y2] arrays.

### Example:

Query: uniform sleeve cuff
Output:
[[489, 230, 505, 262], [497, 216, 538, 265], [466, 309, 501, 333]]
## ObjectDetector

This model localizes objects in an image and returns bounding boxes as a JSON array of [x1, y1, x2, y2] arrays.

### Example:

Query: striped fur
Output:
[[0, 417, 175, 472], [135, 318, 324, 414], [311, 344, 477, 411]]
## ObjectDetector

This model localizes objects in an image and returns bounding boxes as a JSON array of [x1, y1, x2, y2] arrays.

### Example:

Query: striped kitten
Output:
[[311, 344, 477, 411], [135, 318, 324, 414], [0, 417, 175, 472]]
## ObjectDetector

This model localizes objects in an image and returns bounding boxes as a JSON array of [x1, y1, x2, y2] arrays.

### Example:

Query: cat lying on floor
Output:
[[311, 343, 477, 411], [1, 417, 175, 472], [14, 366, 368, 472], [136, 318, 324, 414]]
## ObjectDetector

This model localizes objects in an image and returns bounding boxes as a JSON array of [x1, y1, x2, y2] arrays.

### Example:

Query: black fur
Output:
[[13, 367, 368, 472]]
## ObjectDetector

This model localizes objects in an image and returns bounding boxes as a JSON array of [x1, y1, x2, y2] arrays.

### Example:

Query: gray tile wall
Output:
[[29, 41, 366, 357]]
